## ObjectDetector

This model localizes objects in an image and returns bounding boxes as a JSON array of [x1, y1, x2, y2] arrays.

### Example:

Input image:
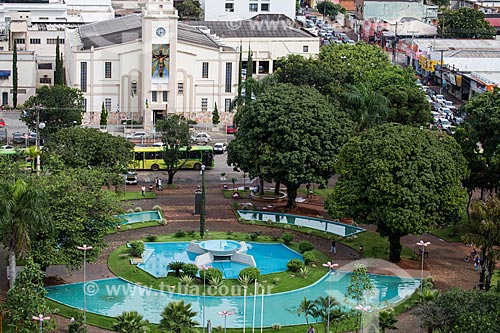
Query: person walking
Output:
[[331, 239, 336, 254], [307, 325, 315, 333], [158, 178, 163, 191], [474, 256, 481, 272], [207, 319, 212, 333], [141, 185, 146, 197]]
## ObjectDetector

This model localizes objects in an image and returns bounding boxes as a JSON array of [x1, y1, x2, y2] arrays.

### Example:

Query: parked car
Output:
[[338, 32, 348, 41], [434, 94, 445, 104], [439, 107, 452, 117], [438, 118, 452, 132], [12, 132, 24, 144], [443, 100, 456, 110], [125, 172, 138, 185], [0, 118, 5, 127], [191, 132, 211, 144], [431, 102, 442, 111], [226, 125, 237, 134], [213, 142, 227, 154], [425, 95, 433, 103], [126, 131, 150, 140]]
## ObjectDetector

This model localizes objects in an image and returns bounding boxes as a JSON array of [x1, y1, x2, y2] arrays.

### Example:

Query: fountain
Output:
[[187, 240, 256, 269]]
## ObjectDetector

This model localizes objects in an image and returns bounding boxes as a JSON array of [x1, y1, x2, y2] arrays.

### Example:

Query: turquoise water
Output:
[[137, 242, 302, 279], [237, 210, 364, 237], [46, 272, 419, 328], [118, 211, 163, 225]]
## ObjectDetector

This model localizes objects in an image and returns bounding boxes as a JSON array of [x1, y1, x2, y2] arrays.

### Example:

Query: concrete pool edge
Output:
[[237, 210, 365, 237]]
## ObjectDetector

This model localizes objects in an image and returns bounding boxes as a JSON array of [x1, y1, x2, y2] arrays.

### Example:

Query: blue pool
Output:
[[137, 242, 302, 279], [237, 210, 364, 237], [46, 272, 419, 328], [118, 211, 163, 225]]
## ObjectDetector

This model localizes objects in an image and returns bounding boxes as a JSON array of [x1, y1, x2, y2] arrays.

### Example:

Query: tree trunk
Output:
[[388, 234, 402, 263], [485, 259, 495, 291], [9, 249, 16, 289], [274, 181, 280, 195], [167, 172, 174, 185], [259, 178, 264, 195], [466, 188, 473, 223], [286, 184, 298, 209]]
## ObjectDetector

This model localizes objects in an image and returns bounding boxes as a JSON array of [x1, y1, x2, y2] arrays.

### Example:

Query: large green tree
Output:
[[316, 1, 345, 17], [31, 168, 123, 270], [175, 0, 202, 20], [55, 36, 64, 85], [21, 85, 84, 138], [227, 83, 353, 208], [326, 124, 468, 262], [462, 197, 500, 291], [414, 288, 500, 332], [455, 89, 500, 204], [159, 301, 198, 333], [43, 127, 133, 175], [439, 8, 496, 39], [0, 178, 51, 287], [155, 114, 191, 184], [2, 257, 55, 332]]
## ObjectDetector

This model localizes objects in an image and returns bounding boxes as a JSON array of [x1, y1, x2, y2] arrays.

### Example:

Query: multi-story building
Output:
[[201, 0, 296, 21], [64, 0, 318, 130]]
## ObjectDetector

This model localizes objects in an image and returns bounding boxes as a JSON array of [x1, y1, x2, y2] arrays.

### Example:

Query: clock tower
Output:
[[141, 0, 178, 130]]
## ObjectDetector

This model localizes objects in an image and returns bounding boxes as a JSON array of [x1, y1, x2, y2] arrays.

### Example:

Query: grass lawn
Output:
[[429, 225, 462, 243], [108, 232, 330, 295], [222, 189, 252, 199], [121, 191, 157, 200]]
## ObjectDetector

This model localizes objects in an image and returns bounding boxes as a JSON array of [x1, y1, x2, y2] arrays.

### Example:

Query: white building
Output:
[[64, 0, 318, 130], [202, 0, 296, 21]]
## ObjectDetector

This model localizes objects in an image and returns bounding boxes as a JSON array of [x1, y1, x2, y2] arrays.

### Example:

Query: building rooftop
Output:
[[187, 14, 316, 38], [75, 14, 225, 50]]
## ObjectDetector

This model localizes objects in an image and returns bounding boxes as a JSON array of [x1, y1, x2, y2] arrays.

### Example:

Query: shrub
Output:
[[238, 267, 260, 282], [249, 232, 260, 241], [152, 204, 162, 211], [238, 274, 252, 288], [299, 266, 311, 278], [129, 241, 144, 257], [160, 219, 168, 226], [302, 251, 317, 265], [287, 258, 305, 272], [298, 241, 314, 253], [180, 274, 194, 286], [146, 234, 157, 242], [208, 275, 223, 287], [272, 277, 281, 285], [174, 230, 186, 238], [272, 323, 281, 330], [226, 231, 233, 236], [127, 208, 135, 214], [187, 230, 196, 237], [134, 207, 143, 212], [282, 232, 294, 245], [181, 263, 199, 277], [202, 268, 223, 282], [167, 261, 185, 276]]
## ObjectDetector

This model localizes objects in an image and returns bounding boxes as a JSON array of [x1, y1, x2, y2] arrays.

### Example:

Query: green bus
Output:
[[129, 145, 214, 171]]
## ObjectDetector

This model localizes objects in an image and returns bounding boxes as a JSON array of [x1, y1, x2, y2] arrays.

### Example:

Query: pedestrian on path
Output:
[[331, 239, 336, 254], [141, 186, 146, 197], [474, 256, 481, 272], [207, 319, 212, 333]]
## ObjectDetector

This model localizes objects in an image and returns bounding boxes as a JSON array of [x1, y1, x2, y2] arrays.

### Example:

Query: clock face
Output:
[[155, 27, 166, 37]]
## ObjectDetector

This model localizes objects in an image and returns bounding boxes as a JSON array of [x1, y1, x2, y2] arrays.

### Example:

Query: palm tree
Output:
[[113, 311, 150, 333], [159, 300, 198, 333], [0, 178, 50, 288], [341, 84, 389, 133], [314, 295, 340, 332], [297, 297, 316, 325], [462, 197, 500, 290]]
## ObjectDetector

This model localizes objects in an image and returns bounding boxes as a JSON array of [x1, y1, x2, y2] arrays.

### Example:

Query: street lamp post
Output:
[[32, 314, 50, 333], [417, 240, 430, 293], [200, 164, 206, 238], [355, 305, 370, 333], [198, 264, 211, 333], [218, 310, 234, 333], [322, 261, 338, 333], [35, 105, 46, 173], [77, 244, 93, 326]]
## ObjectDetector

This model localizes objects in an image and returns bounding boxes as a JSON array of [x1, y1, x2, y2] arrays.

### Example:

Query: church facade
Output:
[[65, 0, 319, 131]]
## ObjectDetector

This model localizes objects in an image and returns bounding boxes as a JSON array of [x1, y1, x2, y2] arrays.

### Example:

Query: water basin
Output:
[[199, 240, 241, 256]]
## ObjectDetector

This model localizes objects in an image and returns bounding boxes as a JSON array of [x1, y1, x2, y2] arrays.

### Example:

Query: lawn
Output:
[[108, 231, 330, 296], [121, 191, 157, 200]]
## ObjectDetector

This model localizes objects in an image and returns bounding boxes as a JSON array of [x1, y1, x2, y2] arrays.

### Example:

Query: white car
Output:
[[434, 94, 445, 104], [191, 132, 211, 144], [438, 118, 452, 132], [213, 142, 227, 154], [126, 131, 150, 140], [443, 100, 456, 110]]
